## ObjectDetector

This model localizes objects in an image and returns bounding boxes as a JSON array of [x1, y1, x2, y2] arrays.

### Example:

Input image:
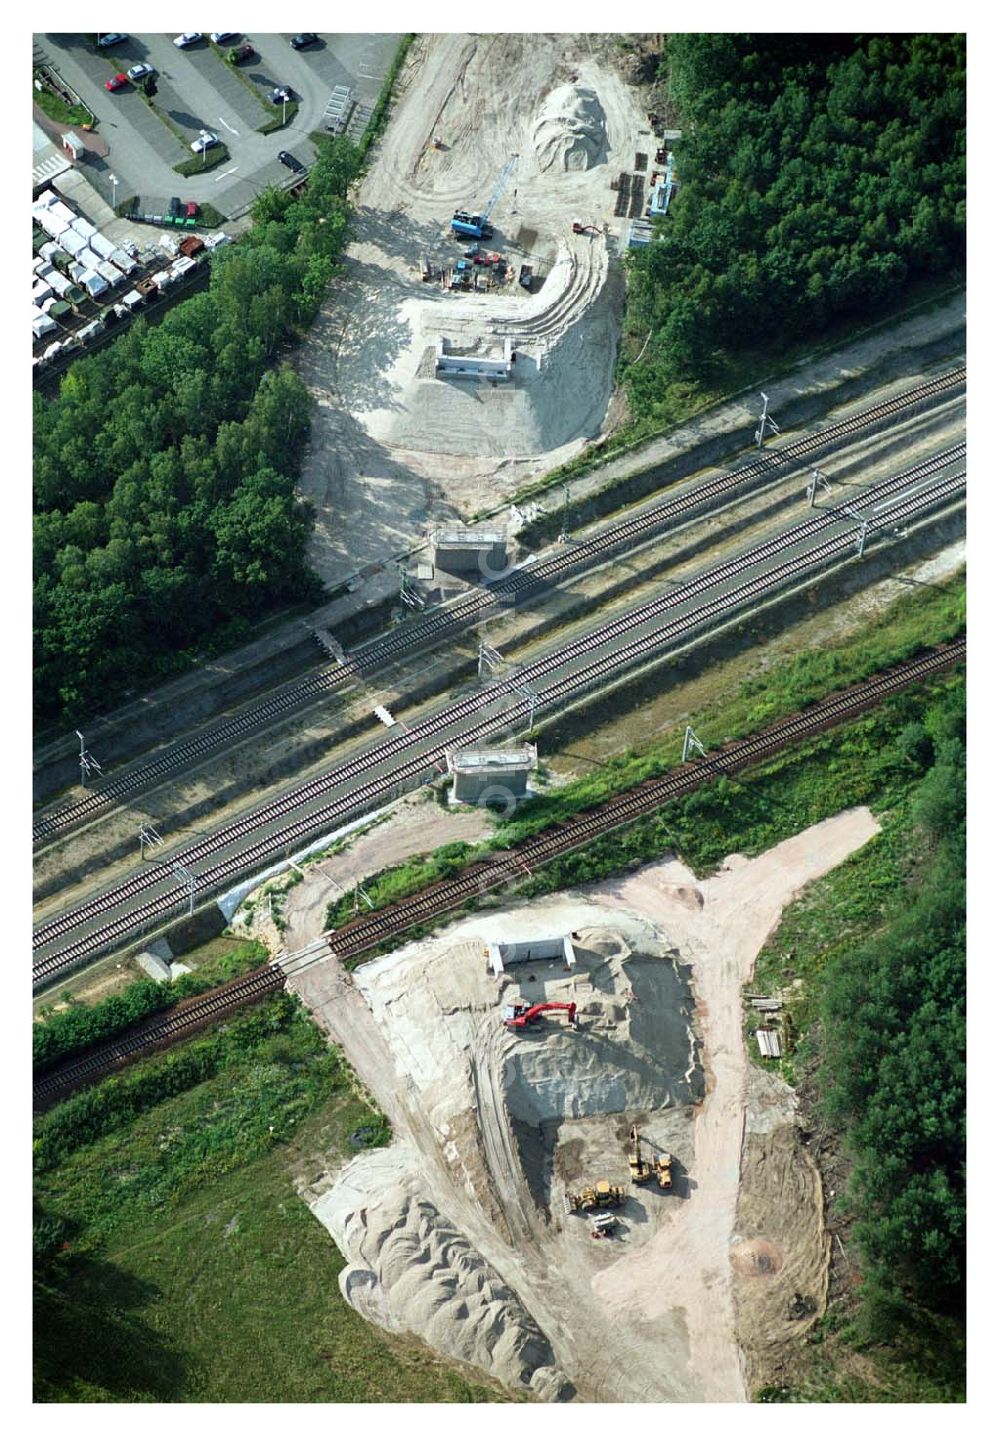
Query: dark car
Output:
[[168, 196, 183, 216], [290, 32, 319, 49], [278, 150, 305, 173], [97, 33, 128, 48], [104, 72, 129, 92], [228, 42, 255, 63]]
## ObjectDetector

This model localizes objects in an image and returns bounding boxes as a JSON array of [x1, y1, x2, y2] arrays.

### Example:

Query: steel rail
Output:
[[31, 463, 965, 978], [34, 368, 965, 845], [33, 637, 965, 1104]]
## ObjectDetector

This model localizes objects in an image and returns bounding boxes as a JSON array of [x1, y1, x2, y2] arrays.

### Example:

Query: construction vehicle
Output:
[[654, 1152, 673, 1190], [518, 262, 533, 290], [590, 1213, 617, 1239], [571, 220, 600, 234], [567, 1179, 626, 1213], [503, 1001, 576, 1030], [451, 154, 518, 239], [628, 1123, 653, 1184]]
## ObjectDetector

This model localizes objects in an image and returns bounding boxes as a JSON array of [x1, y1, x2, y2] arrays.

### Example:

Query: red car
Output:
[[105, 72, 129, 92]]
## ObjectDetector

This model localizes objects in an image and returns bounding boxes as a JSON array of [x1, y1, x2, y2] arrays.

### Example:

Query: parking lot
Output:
[[35, 33, 401, 215]]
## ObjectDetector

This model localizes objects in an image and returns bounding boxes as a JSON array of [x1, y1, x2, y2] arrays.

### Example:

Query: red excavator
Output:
[[503, 1001, 577, 1030]]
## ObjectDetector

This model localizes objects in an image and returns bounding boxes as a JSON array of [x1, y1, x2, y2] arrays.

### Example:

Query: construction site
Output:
[[31, 28, 966, 1410], [296, 34, 666, 587], [284, 806, 878, 1401]]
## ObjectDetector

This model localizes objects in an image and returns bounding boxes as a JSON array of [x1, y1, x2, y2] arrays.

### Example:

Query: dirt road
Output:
[[292, 806, 879, 1401]]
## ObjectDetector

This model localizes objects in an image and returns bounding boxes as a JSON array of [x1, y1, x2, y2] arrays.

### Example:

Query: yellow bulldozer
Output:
[[567, 1179, 626, 1213], [628, 1123, 653, 1184]]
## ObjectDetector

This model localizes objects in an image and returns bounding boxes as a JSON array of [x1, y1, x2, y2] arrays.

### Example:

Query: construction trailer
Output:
[[447, 744, 536, 805], [486, 932, 576, 978], [646, 151, 676, 218]]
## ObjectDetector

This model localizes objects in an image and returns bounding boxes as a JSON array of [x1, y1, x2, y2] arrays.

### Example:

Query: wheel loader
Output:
[[567, 1179, 626, 1213], [654, 1152, 673, 1190]]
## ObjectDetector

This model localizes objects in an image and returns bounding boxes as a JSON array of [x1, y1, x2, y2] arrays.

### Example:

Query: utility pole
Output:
[[806, 468, 833, 507], [754, 392, 781, 450], [74, 730, 102, 787], [513, 681, 537, 734], [559, 483, 570, 543], [682, 726, 706, 762], [478, 641, 502, 679], [399, 563, 422, 611], [169, 862, 198, 916], [842, 504, 870, 557], [139, 823, 163, 861]]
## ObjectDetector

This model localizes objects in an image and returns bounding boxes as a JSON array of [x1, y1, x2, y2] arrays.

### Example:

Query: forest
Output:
[[821, 684, 966, 1329], [624, 33, 966, 417], [33, 137, 363, 728]]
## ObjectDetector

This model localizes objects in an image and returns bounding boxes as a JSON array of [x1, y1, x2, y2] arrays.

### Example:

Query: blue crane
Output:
[[451, 154, 519, 240]]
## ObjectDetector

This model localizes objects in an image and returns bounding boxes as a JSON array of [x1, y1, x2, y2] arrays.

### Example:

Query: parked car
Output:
[[289, 32, 319, 49], [173, 33, 201, 48], [127, 62, 155, 82], [270, 86, 293, 104], [210, 31, 238, 43], [277, 150, 305, 172], [227, 42, 255, 63], [190, 130, 220, 154], [97, 33, 128, 48], [104, 72, 129, 92]]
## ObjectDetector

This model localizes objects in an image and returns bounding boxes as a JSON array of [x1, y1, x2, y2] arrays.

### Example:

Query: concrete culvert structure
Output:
[[533, 84, 607, 172]]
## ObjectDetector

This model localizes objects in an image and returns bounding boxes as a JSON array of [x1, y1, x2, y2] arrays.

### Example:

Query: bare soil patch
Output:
[[295, 34, 653, 587], [291, 808, 879, 1401]]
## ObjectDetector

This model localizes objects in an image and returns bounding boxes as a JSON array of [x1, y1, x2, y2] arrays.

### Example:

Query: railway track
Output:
[[33, 366, 966, 846], [33, 637, 966, 1107], [31, 453, 966, 982]]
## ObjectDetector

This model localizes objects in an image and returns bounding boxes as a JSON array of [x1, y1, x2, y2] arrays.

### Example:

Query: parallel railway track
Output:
[[31, 453, 966, 982], [33, 366, 966, 846], [33, 637, 966, 1107]]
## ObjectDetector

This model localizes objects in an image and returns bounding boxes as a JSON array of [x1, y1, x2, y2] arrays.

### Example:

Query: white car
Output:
[[210, 32, 238, 43], [127, 62, 155, 82], [190, 129, 220, 154], [173, 32, 201, 48]]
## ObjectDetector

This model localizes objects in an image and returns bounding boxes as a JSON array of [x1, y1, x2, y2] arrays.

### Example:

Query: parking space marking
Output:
[[218, 116, 240, 136], [215, 167, 239, 182]]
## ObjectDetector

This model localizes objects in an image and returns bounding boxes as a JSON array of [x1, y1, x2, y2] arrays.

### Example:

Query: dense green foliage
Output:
[[822, 684, 965, 1321], [34, 137, 364, 727], [748, 683, 965, 1397], [624, 34, 965, 416], [34, 996, 500, 1402], [33, 937, 268, 1069]]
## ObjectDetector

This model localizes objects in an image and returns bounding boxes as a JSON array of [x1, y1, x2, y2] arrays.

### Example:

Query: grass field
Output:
[[33, 998, 503, 1403]]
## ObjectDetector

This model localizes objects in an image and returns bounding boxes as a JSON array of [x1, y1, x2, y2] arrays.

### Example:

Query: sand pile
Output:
[[533, 84, 607, 172], [313, 1144, 570, 1399], [503, 944, 703, 1123]]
